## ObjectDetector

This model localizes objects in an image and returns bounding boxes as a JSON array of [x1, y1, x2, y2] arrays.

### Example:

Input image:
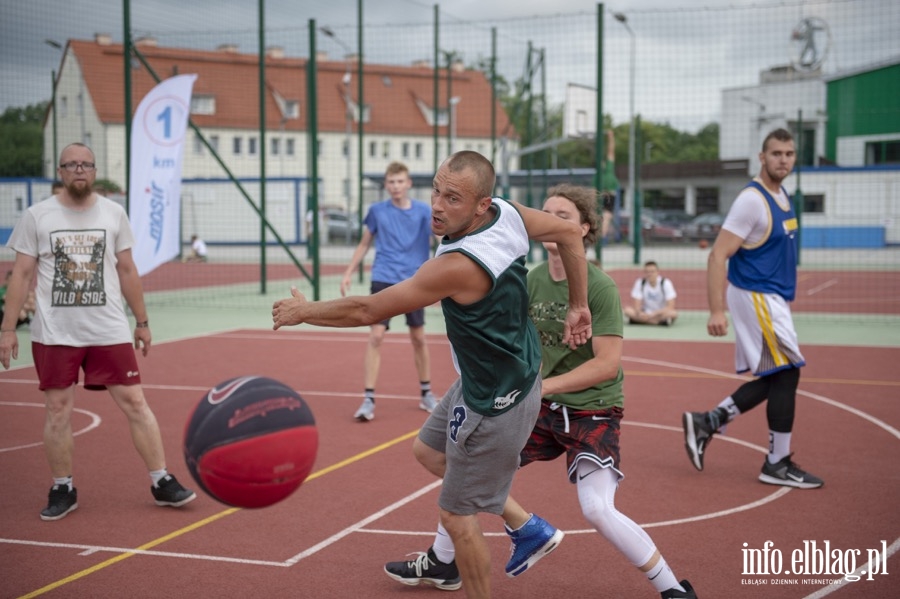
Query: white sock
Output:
[[646, 557, 684, 594], [149, 469, 168, 487], [431, 522, 455, 564], [715, 396, 739, 434], [53, 476, 73, 491], [768, 431, 792, 463]]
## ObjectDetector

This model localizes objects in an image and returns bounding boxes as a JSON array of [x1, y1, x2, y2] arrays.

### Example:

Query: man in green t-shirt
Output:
[[502, 184, 696, 598]]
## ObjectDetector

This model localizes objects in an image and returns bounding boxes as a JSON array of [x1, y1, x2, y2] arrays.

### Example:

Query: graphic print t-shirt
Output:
[[7, 196, 134, 346]]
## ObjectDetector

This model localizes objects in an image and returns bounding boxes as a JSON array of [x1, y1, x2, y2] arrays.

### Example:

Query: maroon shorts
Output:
[[32, 343, 141, 391], [519, 401, 624, 483]]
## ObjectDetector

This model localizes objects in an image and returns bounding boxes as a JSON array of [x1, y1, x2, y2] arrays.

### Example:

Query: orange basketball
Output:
[[698, 239, 709, 249]]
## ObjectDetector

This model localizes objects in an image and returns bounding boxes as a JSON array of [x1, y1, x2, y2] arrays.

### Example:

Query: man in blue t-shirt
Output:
[[340, 162, 436, 422]]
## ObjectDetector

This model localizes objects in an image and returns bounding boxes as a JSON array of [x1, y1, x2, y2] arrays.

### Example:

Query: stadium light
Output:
[[613, 12, 639, 258], [45, 39, 63, 175], [320, 26, 354, 241]]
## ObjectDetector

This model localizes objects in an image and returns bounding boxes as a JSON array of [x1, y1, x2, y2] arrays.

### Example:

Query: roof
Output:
[[64, 38, 513, 137]]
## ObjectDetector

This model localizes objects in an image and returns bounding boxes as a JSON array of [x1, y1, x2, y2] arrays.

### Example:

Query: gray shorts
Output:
[[418, 376, 541, 515]]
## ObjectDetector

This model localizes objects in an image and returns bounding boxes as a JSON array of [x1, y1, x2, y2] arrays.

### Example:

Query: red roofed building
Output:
[[44, 34, 516, 209]]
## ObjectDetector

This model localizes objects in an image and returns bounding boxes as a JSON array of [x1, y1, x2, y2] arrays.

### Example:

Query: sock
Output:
[[53, 476, 73, 492], [364, 389, 375, 404], [768, 431, 792, 464], [645, 557, 684, 594], [420, 381, 432, 397], [149, 469, 168, 487], [431, 522, 455, 564], [710, 397, 739, 434]]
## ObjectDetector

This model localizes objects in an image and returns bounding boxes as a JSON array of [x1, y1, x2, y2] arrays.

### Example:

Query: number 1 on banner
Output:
[[157, 105, 172, 139]]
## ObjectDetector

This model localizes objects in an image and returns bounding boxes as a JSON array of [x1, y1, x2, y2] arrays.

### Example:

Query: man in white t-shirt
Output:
[[0, 142, 197, 521], [623, 260, 678, 326]]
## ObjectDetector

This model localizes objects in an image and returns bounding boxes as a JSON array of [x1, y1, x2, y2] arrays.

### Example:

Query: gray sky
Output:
[[2, 0, 897, 131]]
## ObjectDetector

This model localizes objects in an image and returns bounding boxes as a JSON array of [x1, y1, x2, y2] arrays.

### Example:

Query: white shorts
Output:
[[726, 285, 805, 376]]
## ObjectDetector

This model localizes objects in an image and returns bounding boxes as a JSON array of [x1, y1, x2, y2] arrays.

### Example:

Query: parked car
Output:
[[323, 209, 361, 243], [683, 212, 725, 241], [642, 213, 685, 242]]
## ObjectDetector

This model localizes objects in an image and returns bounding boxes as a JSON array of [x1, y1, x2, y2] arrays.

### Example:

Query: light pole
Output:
[[45, 39, 63, 176], [449, 96, 460, 153], [613, 12, 638, 261], [320, 27, 354, 243]]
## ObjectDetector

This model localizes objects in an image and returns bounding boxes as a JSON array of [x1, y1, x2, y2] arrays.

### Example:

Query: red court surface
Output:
[[1, 330, 898, 598]]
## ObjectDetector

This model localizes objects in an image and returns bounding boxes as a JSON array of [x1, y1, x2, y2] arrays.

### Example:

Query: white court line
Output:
[[806, 278, 838, 295], [0, 538, 286, 567], [0, 402, 101, 453], [0, 480, 444, 568]]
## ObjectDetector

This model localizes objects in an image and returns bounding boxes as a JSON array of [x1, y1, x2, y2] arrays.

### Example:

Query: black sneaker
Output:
[[682, 412, 715, 471], [661, 579, 697, 598], [384, 547, 462, 591], [40, 484, 78, 521], [759, 455, 824, 489], [151, 474, 197, 507]]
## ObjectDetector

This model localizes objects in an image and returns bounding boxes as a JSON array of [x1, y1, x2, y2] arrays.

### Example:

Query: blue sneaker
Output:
[[504, 514, 564, 577]]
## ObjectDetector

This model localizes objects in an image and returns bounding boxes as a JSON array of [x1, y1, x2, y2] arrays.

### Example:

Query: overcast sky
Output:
[[2, 0, 897, 131]]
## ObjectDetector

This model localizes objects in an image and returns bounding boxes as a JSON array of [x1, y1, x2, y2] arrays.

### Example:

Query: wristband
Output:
[[135, 321, 149, 328]]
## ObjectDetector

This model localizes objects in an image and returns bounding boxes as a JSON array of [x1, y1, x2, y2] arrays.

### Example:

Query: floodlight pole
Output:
[[614, 12, 639, 263], [321, 26, 355, 243]]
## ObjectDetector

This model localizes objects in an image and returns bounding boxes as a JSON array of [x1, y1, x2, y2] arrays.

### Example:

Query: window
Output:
[[369, 141, 377, 158], [402, 142, 410, 158], [191, 95, 216, 115], [342, 139, 350, 158], [77, 93, 84, 116], [233, 137, 242, 155], [696, 187, 719, 214], [286, 138, 295, 156], [802, 193, 825, 214], [382, 141, 390, 159], [271, 137, 280, 156], [60, 96, 68, 118], [248, 137, 257, 156], [866, 140, 900, 165], [284, 100, 299, 119], [318, 138, 323, 157], [193, 133, 204, 155], [210, 135, 220, 152], [415, 142, 423, 159]]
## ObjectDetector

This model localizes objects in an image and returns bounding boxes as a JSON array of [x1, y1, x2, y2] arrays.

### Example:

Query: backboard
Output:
[[563, 83, 597, 139]]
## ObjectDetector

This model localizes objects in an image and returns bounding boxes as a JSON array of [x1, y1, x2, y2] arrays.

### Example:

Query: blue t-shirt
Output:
[[365, 199, 433, 283]]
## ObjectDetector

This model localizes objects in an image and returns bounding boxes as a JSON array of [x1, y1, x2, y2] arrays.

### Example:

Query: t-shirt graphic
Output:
[[51, 229, 107, 307]]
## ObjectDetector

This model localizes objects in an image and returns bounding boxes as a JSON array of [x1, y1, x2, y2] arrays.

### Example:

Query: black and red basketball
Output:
[[183, 376, 318, 508]]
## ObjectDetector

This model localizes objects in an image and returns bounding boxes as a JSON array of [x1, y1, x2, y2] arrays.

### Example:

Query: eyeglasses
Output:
[[60, 162, 96, 172]]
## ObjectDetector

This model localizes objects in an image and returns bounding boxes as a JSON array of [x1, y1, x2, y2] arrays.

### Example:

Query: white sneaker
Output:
[[419, 391, 437, 413], [354, 397, 375, 422]]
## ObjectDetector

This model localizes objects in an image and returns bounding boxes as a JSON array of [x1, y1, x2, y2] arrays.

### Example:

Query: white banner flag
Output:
[[129, 74, 197, 275]]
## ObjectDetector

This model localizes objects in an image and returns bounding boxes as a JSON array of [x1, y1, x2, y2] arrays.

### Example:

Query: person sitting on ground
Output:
[[623, 260, 678, 326], [182, 234, 208, 263]]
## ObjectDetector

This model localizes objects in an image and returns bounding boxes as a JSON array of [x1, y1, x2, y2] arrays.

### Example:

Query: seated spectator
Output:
[[623, 260, 678, 326], [183, 235, 208, 263]]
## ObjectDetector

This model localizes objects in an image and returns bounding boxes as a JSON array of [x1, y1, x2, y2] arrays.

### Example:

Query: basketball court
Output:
[[1, 316, 898, 598]]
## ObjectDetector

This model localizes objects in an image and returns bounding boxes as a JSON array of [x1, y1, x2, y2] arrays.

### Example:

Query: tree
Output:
[[0, 103, 46, 177]]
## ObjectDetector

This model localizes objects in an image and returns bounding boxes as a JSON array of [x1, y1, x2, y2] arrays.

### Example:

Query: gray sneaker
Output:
[[354, 397, 375, 422], [419, 391, 437, 413], [759, 455, 823, 489]]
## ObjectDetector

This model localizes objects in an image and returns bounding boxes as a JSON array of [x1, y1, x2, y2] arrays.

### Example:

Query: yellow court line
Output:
[[18, 428, 421, 599]]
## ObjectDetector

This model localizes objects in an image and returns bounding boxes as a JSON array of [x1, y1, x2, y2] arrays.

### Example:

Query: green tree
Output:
[[0, 103, 46, 177]]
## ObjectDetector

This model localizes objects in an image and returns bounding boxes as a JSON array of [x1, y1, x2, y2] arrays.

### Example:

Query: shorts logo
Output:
[[449, 406, 467, 444], [492, 389, 521, 410], [126, 371, 139, 378]]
